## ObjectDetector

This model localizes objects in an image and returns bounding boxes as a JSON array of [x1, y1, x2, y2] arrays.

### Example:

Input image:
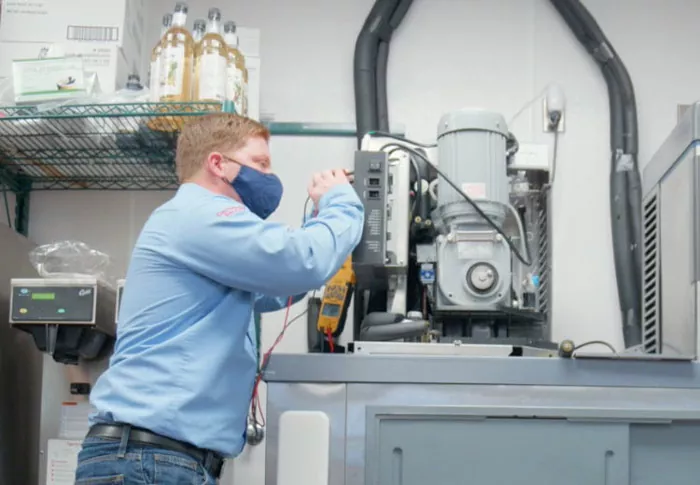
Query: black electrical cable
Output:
[[382, 143, 533, 266], [550, 131, 559, 184], [369, 131, 437, 148], [369, 133, 434, 219]]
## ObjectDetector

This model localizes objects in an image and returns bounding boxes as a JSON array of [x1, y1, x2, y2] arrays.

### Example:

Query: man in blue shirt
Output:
[[74, 114, 364, 484]]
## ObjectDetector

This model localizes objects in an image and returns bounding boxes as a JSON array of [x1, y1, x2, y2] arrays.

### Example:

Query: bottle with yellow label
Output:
[[223, 21, 248, 116], [193, 8, 227, 104], [158, 2, 194, 102], [149, 13, 172, 102]]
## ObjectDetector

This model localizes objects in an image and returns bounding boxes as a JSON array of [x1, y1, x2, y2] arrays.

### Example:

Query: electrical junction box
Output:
[[352, 150, 390, 289], [510, 143, 550, 172]]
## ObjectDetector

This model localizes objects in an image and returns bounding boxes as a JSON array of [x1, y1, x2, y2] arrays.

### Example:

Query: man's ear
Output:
[[206, 152, 226, 177]]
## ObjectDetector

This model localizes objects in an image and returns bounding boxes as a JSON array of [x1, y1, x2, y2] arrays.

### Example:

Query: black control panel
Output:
[[11, 285, 95, 323], [353, 151, 390, 288]]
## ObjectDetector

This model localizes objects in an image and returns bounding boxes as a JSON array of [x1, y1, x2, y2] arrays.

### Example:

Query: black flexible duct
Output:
[[376, 41, 391, 132], [353, 0, 413, 145], [550, 0, 642, 348]]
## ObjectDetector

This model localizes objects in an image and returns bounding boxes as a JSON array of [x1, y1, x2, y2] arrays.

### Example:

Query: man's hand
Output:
[[308, 169, 351, 206]]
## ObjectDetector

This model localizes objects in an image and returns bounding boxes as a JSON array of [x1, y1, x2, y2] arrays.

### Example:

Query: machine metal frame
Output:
[[641, 102, 700, 358], [264, 353, 700, 485]]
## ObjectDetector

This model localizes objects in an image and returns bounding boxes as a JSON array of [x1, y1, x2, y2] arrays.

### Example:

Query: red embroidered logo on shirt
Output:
[[217, 206, 244, 217]]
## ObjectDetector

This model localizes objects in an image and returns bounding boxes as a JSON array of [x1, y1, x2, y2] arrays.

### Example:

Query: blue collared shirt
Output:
[[89, 182, 364, 456]]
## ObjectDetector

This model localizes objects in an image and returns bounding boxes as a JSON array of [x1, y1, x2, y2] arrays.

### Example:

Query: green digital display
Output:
[[31, 292, 56, 301]]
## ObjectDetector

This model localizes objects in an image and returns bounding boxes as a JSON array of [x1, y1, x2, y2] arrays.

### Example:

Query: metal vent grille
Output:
[[642, 191, 661, 353], [536, 193, 550, 318]]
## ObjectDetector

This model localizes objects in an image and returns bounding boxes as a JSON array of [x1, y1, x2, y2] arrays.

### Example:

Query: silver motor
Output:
[[432, 109, 511, 312]]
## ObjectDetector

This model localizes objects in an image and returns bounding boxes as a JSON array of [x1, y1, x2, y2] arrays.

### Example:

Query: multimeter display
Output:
[[321, 303, 341, 317]]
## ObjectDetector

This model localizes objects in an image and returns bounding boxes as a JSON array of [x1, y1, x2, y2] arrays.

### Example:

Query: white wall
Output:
[[2, 0, 699, 483]]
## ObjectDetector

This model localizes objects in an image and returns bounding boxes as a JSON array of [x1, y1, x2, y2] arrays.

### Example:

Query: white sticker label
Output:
[[197, 53, 227, 102], [242, 78, 249, 116], [226, 65, 244, 114], [149, 58, 160, 102], [457, 241, 493, 260], [159, 44, 186, 97], [461, 182, 487, 199], [46, 439, 82, 485]]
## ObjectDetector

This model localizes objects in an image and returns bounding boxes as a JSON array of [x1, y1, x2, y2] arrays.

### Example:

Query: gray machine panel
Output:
[[263, 353, 700, 389], [264, 356, 700, 485], [641, 101, 700, 358], [643, 102, 700, 194], [366, 407, 629, 484], [352, 150, 389, 286], [0, 226, 43, 485], [10, 285, 95, 323]]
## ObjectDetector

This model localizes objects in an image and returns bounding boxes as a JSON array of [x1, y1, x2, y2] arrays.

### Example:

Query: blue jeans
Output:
[[75, 437, 217, 484]]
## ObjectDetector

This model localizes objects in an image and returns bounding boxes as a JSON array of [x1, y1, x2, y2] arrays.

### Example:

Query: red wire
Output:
[[251, 202, 323, 425], [326, 328, 334, 353], [250, 296, 294, 427]]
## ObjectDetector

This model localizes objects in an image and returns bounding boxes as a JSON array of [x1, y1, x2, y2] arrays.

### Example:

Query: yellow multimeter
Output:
[[317, 256, 356, 336]]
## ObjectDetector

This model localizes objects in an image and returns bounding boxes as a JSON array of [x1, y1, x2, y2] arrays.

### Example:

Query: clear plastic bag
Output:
[[29, 240, 116, 289]]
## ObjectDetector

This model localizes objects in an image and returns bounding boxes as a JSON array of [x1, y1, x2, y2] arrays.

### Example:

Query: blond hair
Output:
[[175, 113, 270, 182]]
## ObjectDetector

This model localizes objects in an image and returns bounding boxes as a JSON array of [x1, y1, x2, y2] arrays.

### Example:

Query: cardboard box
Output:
[[0, 41, 128, 98], [0, 0, 144, 76], [237, 27, 260, 58]]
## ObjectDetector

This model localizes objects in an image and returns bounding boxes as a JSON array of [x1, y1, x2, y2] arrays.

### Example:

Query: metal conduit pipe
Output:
[[549, 0, 642, 347]]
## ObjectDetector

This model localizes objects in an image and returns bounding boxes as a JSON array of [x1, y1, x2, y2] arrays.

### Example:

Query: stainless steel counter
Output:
[[263, 352, 700, 485]]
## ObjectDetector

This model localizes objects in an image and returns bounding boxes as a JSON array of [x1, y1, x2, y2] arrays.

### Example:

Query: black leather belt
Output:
[[87, 424, 224, 479]]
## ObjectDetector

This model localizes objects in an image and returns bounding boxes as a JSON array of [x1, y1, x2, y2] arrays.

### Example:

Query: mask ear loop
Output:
[[219, 155, 239, 185]]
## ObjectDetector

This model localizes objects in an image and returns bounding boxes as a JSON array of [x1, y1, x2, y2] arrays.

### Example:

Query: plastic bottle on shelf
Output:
[[193, 8, 227, 104], [192, 19, 206, 44], [158, 2, 194, 103], [149, 13, 172, 102], [223, 20, 248, 116]]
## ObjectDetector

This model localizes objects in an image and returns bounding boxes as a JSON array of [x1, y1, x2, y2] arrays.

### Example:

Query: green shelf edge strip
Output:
[[263, 121, 405, 137], [0, 102, 406, 137]]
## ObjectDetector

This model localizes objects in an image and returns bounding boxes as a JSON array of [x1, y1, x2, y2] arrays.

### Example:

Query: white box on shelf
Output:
[[0, 41, 127, 95], [246, 56, 260, 121], [0, 0, 144, 77], [237, 27, 260, 58], [13, 56, 88, 104]]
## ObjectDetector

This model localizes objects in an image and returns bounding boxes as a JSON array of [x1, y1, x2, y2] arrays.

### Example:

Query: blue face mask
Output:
[[228, 164, 283, 219]]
